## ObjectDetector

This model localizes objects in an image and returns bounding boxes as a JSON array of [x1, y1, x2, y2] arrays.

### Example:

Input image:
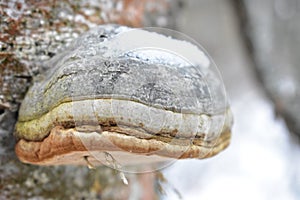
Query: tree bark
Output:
[[0, 0, 179, 198]]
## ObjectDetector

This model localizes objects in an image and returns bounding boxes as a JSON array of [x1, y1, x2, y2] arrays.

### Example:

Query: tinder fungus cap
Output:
[[15, 24, 233, 167]]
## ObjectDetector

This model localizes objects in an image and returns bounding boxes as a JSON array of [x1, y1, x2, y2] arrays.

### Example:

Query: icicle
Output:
[[84, 156, 95, 169], [104, 152, 129, 185]]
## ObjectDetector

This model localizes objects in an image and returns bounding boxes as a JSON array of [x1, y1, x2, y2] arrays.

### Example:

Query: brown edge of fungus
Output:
[[15, 126, 231, 165]]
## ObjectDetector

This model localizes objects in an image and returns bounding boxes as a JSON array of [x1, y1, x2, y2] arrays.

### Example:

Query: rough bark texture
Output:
[[0, 0, 180, 199]]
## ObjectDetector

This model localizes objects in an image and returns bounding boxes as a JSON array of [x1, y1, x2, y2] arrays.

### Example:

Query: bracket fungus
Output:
[[14, 25, 233, 168]]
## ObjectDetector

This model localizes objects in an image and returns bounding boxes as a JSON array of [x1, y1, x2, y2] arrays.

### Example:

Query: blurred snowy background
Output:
[[163, 0, 300, 199]]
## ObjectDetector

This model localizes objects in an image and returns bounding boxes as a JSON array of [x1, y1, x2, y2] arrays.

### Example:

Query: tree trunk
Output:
[[0, 0, 179, 199]]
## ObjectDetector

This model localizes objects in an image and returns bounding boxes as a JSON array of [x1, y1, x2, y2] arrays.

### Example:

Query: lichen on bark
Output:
[[0, 0, 179, 198]]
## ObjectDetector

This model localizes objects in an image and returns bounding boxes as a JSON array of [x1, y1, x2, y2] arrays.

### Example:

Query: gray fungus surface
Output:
[[14, 25, 232, 165], [19, 25, 226, 122]]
